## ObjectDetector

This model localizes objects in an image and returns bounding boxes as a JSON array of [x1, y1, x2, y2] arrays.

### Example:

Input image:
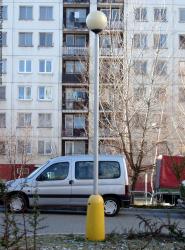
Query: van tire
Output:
[[104, 196, 120, 217], [7, 193, 27, 213]]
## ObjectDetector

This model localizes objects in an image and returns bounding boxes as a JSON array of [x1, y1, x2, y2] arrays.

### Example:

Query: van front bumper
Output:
[[119, 195, 131, 208]]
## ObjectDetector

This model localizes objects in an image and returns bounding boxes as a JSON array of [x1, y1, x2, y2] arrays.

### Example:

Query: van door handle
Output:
[[69, 180, 74, 185]]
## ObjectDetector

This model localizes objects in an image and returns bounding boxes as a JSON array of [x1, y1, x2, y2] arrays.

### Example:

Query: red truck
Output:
[[134, 155, 185, 204]]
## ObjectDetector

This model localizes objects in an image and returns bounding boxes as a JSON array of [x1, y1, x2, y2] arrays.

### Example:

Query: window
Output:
[[39, 60, 52, 73], [154, 8, 167, 22], [179, 87, 185, 102], [179, 8, 185, 22], [0, 86, 6, 100], [179, 61, 185, 76], [154, 60, 167, 76], [133, 60, 147, 75], [133, 34, 147, 49], [17, 113, 32, 127], [39, 33, 53, 47], [153, 34, 167, 49], [0, 32, 7, 46], [38, 113, 52, 127], [19, 32, 32, 47], [38, 86, 52, 100], [0, 6, 8, 20], [39, 6, 53, 20], [101, 8, 121, 21], [0, 113, 6, 128], [37, 162, 69, 181], [66, 8, 87, 28], [18, 140, 31, 155], [75, 161, 120, 180], [19, 6, 33, 20], [19, 60, 31, 73], [134, 8, 147, 21], [154, 87, 166, 102], [179, 35, 185, 49], [38, 140, 52, 155], [65, 141, 86, 155], [65, 61, 85, 74], [0, 141, 6, 155], [65, 34, 86, 47], [18, 86, 31, 100], [133, 87, 146, 101], [0, 59, 7, 74]]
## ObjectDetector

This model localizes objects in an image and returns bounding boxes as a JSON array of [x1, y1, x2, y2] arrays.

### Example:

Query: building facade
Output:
[[1, 0, 185, 165]]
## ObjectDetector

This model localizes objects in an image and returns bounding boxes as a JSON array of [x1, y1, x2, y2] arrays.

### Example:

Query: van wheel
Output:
[[7, 193, 27, 213], [104, 197, 120, 217]]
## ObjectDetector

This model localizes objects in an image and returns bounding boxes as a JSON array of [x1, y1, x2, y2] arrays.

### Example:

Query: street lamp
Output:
[[85, 11, 107, 241]]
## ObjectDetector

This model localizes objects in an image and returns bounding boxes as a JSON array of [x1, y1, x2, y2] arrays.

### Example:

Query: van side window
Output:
[[37, 162, 69, 181], [75, 161, 93, 179], [75, 161, 120, 179], [99, 161, 120, 179]]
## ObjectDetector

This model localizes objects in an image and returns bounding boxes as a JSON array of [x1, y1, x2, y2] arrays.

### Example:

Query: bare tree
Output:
[[83, 2, 173, 190]]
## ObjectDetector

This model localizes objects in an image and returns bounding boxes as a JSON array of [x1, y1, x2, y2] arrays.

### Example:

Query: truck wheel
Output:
[[104, 197, 120, 217], [7, 193, 27, 213]]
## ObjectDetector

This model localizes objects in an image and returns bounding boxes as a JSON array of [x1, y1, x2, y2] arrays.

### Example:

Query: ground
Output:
[[3, 234, 185, 250]]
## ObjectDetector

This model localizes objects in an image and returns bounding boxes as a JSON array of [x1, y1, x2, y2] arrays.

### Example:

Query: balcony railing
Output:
[[62, 74, 83, 83], [98, 0, 123, 3], [99, 128, 117, 137], [100, 48, 124, 56], [63, 47, 88, 56], [107, 21, 124, 30], [64, 0, 89, 3], [64, 22, 87, 30], [63, 99, 88, 110], [62, 128, 88, 137]]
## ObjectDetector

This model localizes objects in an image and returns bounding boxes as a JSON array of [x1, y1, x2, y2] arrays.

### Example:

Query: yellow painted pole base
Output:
[[86, 194, 105, 241]]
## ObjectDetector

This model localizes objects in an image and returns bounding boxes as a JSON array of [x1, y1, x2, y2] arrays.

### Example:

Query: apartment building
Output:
[[0, 0, 185, 165]]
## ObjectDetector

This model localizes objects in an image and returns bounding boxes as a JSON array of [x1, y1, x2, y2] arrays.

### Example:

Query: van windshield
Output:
[[27, 161, 50, 179]]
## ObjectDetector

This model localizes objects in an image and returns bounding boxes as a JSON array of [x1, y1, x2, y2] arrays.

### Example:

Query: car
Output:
[[5, 155, 130, 216]]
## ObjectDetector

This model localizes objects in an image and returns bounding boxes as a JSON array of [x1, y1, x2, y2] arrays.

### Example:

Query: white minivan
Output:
[[5, 155, 130, 216]]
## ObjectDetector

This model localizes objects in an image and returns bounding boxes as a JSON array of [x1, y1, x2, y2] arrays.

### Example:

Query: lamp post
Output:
[[85, 11, 107, 241]]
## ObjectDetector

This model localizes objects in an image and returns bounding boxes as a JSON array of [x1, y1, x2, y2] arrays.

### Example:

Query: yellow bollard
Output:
[[86, 194, 105, 241]]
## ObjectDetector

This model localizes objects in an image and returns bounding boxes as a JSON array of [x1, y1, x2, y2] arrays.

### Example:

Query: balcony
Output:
[[107, 21, 124, 30], [64, 0, 89, 2], [64, 22, 87, 31], [99, 128, 117, 137], [62, 73, 86, 84], [63, 99, 88, 111], [98, 0, 123, 3], [100, 47, 124, 56], [62, 128, 88, 137], [63, 47, 88, 56]]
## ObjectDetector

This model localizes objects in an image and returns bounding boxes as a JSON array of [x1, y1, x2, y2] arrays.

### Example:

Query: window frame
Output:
[[0, 86, 6, 100], [0, 113, 6, 128], [38, 86, 52, 101], [39, 59, 52, 73], [154, 8, 167, 22], [19, 60, 32, 73], [38, 140, 52, 155], [0, 6, 8, 20], [39, 32, 53, 47], [134, 7, 147, 22], [39, 6, 53, 21], [19, 32, 33, 47], [75, 161, 121, 180], [19, 6, 33, 20], [17, 113, 32, 127], [38, 113, 52, 128], [18, 86, 32, 100]]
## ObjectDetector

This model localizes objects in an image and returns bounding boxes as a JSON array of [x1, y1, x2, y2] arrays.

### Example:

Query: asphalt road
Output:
[[0, 208, 185, 235]]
